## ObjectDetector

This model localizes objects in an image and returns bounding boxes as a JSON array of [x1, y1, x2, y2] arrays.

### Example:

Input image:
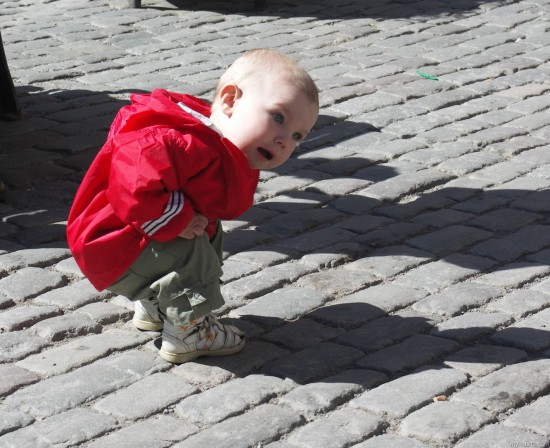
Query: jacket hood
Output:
[[110, 89, 214, 136]]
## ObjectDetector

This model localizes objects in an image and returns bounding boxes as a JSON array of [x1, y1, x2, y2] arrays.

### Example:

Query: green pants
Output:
[[107, 223, 224, 326]]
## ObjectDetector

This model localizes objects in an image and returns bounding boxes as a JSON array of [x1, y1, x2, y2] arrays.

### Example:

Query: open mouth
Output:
[[258, 147, 273, 160]]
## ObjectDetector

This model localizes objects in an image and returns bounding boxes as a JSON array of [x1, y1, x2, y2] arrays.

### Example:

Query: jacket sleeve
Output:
[[105, 127, 201, 242]]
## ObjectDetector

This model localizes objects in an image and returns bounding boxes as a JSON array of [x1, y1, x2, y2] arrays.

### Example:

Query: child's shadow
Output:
[[164, 302, 543, 386]]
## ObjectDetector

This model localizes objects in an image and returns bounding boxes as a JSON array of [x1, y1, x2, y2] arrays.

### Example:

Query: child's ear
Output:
[[218, 84, 241, 117]]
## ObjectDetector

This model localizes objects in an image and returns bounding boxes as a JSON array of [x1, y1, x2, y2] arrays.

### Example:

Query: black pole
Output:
[[0, 31, 22, 120]]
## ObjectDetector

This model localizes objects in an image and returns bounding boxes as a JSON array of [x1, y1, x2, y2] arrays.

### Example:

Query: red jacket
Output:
[[67, 89, 259, 291]]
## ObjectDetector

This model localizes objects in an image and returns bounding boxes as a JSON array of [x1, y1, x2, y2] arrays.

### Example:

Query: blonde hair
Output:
[[213, 49, 319, 109]]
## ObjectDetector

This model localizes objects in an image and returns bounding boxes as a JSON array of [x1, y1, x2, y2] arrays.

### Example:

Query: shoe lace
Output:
[[196, 314, 220, 347]]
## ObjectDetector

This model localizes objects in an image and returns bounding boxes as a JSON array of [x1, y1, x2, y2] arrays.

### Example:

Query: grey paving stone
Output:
[[0, 364, 39, 398], [401, 141, 478, 166], [222, 263, 314, 302], [231, 287, 330, 326], [75, 301, 132, 325], [357, 334, 460, 374], [16, 329, 150, 377], [0, 248, 70, 273], [476, 262, 550, 289], [222, 228, 275, 255], [399, 401, 496, 446], [512, 188, 550, 214], [285, 408, 386, 448], [3, 350, 166, 419], [257, 208, 346, 238], [87, 415, 199, 448], [431, 311, 511, 343], [256, 171, 330, 200], [0, 267, 65, 302], [413, 209, 475, 229], [350, 366, 468, 419], [515, 144, 550, 164], [227, 247, 289, 268], [278, 369, 387, 418], [360, 169, 453, 202], [503, 394, 550, 437], [486, 289, 550, 318], [0, 330, 50, 363], [34, 279, 112, 310], [30, 312, 102, 342], [394, 255, 497, 293], [455, 423, 549, 448], [470, 224, 550, 262], [0, 404, 34, 437], [438, 151, 504, 176], [344, 245, 433, 278], [94, 372, 197, 420], [296, 268, 378, 298], [0, 304, 62, 332], [276, 226, 357, 253], [444, 344, 527, 378], [172, 362, 234, 390], [308, 299, 385, 333], [263, 442, 297, 448], [491, 307, 550, 352], [354, 434, 429, 448], [413, 282, 503, 317], [175, 375, 294, 426], [262, 342, 365, 384], [469, 208, 542, 232], [52, 257, 83, 277], [375, 194, 456, 221], [406, 225, 493, 257], [452, 359, 550, 414], [336, 311, 436, 353], [0, 408, 117, 448], [173, 404, 302, 448], [262, 318, 344, 351]]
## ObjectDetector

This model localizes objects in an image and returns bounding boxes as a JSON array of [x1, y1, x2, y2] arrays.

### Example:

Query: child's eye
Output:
[[272, 113, 284, 124], [292, 132, 303, 142]]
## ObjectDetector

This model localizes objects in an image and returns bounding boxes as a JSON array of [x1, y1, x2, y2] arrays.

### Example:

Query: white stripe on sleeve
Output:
[[141, 190, 184, 236]]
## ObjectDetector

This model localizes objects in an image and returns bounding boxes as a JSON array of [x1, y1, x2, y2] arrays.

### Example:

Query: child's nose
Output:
[[275, 133, 293, 149]]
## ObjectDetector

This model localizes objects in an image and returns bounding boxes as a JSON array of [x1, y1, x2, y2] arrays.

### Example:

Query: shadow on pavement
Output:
[[142, 0, 502, 19], [156, 302, 548, 385]]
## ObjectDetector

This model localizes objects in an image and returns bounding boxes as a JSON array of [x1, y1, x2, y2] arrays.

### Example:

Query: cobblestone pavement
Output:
[[1, 0, 550, 446]]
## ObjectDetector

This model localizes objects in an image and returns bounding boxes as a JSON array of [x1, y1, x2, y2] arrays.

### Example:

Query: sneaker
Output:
[[132, 299, 163, 331], [160, 314, 245, 364]]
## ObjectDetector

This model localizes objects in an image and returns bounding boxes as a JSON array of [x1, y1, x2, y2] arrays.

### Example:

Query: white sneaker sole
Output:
[[159, 338, 245, 364], [132, 316, 164, 332]]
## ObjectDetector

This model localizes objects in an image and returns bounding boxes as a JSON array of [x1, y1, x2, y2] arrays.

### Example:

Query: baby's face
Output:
[[218, 75, 318, 170]]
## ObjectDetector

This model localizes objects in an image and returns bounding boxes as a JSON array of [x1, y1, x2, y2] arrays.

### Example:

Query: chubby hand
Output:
[[179, 212, 208, 239]]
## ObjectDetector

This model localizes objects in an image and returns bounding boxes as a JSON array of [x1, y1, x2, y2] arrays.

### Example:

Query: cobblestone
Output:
[[16, 329, 150, 376], [0, 267, 65, 302], [455, 424, 550, 448], [444, 344, 527, 378], [503, 394, 550, 437], [350, 367, 468, 419], [452, 359, 550, 415], [87, 415, 199, 448], [399, 401, 496, 446], [277, 369, 386, 418], [1, 0, 550, 445], [94, 372, 197, 420], [285, 408, 386, 448], [0, 408, 117, 448], [175, 375, 294, 426], [174, 404, 303, 448], [3, 351, 167, 419]]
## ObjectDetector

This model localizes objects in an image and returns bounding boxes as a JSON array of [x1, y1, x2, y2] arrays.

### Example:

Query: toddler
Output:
[[67, 49, 319, 363]]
